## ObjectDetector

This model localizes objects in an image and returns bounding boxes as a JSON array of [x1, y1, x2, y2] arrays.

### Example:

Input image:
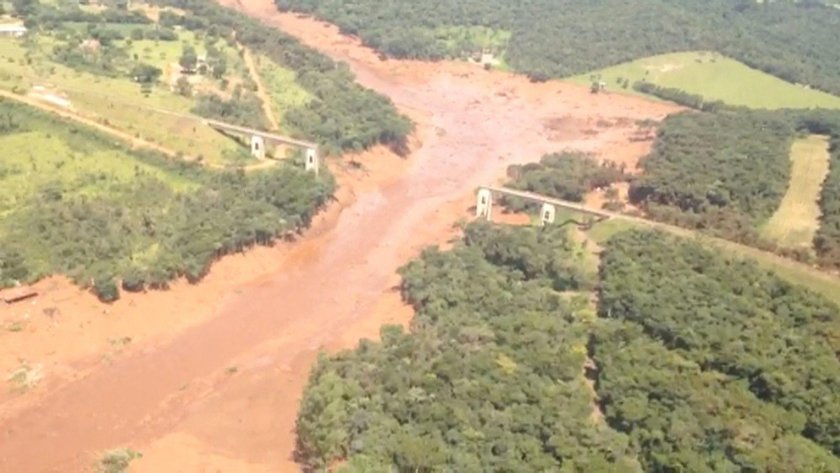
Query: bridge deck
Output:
[[205, 119, 317, 149], [482, 185, 612, 219]]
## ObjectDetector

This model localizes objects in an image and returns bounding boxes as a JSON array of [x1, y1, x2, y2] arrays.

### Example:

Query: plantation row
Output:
[[276, 0, 840, 96], [0, 100, 333, 301], [297, 224, 840, 471]]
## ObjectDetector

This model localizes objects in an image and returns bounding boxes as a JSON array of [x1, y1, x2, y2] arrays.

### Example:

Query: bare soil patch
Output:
[[0, 2, 679, 471]]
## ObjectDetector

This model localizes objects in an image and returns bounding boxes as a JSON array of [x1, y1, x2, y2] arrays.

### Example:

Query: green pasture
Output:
[[0, 127, 197, 218], [0, 34, 251, 165], [569, 51, 840, 109], [255, 53, 311, 133], [761, 135, 831, 248]]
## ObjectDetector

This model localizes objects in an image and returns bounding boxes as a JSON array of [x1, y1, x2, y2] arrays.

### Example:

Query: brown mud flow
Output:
[[0, 1, 678, 470]]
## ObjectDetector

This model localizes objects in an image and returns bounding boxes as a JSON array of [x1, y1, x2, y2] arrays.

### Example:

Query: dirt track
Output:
[[0, 2, 678, 471]]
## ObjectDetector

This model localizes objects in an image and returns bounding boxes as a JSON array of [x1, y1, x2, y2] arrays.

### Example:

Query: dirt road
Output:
[[240, 45, 282, 131], [0, 3, 677, 471], [0, 88, 183, 159]]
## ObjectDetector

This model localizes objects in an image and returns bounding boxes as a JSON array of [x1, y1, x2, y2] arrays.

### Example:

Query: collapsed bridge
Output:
[[476, 185, 612, 226], [204, 119, 320, 175]]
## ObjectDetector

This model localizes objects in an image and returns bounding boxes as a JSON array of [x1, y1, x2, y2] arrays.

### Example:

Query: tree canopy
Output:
[[276, 0, 840, 96], [0, 100, 334, 301], [598, 229, 840, 463], [296, 223, 636, 472], [297, 223, 840, 471], [149, 0, 413, 154]]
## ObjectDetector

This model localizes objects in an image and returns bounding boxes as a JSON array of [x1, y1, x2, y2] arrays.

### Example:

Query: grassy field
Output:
[[762, 135, 831, 248], [0, 111, 198, 219], [254, 53, 311, 133], [0, 35, 250, 166], [569, 51, 840, 109], [0, 39, 29, 90], [123, 31, 247, 78]]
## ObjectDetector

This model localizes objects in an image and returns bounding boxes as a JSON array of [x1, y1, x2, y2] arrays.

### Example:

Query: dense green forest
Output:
[[0, 100, 333, 301], [296, 223, 638, 472], [505, 153, 626, 208], [276, 0, 840, 95], [593, 321, 840, 472], [297, 223, 840, 470], [149, 0, 412, 154], [597, 230, 840, 466], [629, 110, 795, 242], [631, 109, 840, 262]]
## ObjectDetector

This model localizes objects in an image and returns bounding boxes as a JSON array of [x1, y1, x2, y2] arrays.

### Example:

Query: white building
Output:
[[0, 24, 27, 38]]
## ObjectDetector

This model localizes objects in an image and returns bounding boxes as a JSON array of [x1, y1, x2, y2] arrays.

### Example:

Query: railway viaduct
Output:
[[205, 119, 320, 175], [476, 185, 611, 226]]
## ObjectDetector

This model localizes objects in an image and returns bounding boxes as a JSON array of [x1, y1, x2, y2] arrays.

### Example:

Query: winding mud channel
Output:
[[0, 1, 677, 471]]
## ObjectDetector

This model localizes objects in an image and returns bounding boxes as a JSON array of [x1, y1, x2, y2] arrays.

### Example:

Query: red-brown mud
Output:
[[0, 2, 678, 471]]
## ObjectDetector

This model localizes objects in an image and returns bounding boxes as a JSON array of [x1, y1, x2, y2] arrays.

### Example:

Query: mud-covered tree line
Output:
[[596, 230, 840, 468], [297, 226, 840, 471], [0, 101, 334, 301], [149, 0, 412, 154], [276, 0, 840, 95], [296, 223, 638, 472]]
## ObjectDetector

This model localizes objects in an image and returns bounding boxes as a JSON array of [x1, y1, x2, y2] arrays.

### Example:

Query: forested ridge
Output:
[[297, 222, 840, 471], [596, 230, 840, 468], [296, 223, 638, 472], [276, 0, 840, 95], [0, 100, 333, 301]]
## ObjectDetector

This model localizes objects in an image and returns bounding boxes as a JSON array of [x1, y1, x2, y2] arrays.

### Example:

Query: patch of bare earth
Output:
[[0, 2, 679, 471]]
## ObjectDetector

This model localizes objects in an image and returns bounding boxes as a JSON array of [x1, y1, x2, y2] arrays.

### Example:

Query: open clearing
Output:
[[2, 3, 840, 472], [0, 32, 250, 166], [762, 135, 832, 248], [253, 52, 311, 133], [570, 51, 840, 109]]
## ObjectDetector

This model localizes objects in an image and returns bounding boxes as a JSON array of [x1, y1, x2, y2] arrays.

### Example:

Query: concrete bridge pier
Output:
[[540, 203, 556, 226], [250, 135, 266, 159], [305, 147, 319, 175], [476, 188, 493, 220]]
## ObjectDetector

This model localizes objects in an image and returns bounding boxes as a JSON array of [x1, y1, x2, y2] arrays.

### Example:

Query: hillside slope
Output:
[[276, 0, 840, 96]]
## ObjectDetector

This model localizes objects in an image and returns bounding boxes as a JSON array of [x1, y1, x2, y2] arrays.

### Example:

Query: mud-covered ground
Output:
[[0, 2, 678, 471]]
